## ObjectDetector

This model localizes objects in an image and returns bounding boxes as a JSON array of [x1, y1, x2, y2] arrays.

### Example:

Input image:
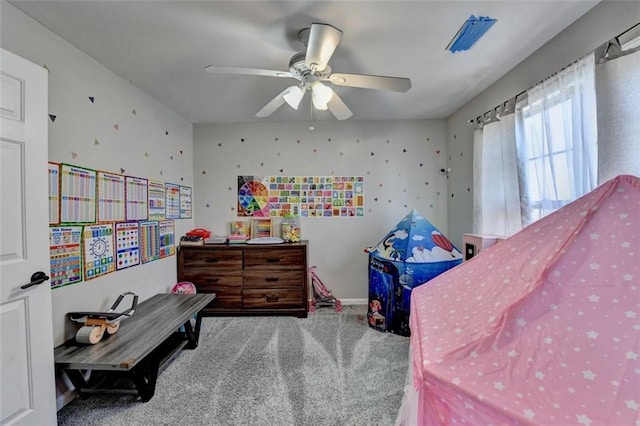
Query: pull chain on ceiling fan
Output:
[[205, 23, 411, 120]]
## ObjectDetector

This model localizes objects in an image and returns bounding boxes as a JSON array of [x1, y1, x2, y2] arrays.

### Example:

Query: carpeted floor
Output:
[[57, 306, 410, 426]]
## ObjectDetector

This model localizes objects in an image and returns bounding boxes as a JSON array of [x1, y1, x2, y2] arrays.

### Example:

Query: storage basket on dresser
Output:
[[177, 241, 308, 317]]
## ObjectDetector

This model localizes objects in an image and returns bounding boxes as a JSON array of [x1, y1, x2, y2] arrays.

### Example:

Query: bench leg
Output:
[[64, 369, 89, 399], [130, 356, 159, 402], [184, 312, 203, 349]]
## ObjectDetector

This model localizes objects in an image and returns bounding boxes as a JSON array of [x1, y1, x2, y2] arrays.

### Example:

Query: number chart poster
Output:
[[60, 164, 97, 223], [148, 180, 166, 220], [49, 162, 60, 225], [165, 183, 181, 219], [139, 221, 161, 264], [238, 176, 365, 218], [179, 186, 192, 219], [125, 176, 149, 221], [115, 222, 140, 270], [159, 220, 175, 258], [98, 171, 126, 223], [49, 226, 83, 288], [83, 224, 115, 281]]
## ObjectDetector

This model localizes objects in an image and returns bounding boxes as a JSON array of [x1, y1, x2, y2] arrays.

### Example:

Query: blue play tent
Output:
[[367, 209, 462, 336]]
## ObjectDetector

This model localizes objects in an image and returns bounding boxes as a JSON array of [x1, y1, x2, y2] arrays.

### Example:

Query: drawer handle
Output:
[[266, 258, 280, 263], [207, 278, 220, 283], [266, 294, 279, 302], [205, 259, 220, 263], [265, 277, 279, 282]]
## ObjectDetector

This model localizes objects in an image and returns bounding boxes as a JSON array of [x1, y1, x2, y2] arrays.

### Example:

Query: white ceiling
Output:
[[10, 1, 599, 124]]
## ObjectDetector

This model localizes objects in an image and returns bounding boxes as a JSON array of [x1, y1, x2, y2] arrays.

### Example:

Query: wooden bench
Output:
[[54, 293, 215, 402]]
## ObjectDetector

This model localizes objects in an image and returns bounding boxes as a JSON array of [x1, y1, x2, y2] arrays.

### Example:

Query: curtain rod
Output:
[[468, 21, 640, 127]]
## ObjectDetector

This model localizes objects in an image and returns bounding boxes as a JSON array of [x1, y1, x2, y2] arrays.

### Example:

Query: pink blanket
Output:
[[409, 175, 639, 425]]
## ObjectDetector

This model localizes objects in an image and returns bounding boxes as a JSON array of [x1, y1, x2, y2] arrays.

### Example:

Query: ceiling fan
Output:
[[205, 23, 412, 120]]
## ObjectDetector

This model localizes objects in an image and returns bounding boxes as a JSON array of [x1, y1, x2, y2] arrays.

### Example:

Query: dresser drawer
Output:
[[180, 270, 242, 308], [180, 249, 242, 269], [244, 248, 305, 269], [243, 270, 304, 289], [242, 288, 303, 309]]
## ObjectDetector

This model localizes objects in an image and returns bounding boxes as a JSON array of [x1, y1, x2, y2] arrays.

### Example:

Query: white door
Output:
[[0, 48, 56, 425]]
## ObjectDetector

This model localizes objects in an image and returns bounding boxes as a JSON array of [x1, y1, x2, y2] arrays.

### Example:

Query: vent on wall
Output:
[[447, 15, 497, 53]]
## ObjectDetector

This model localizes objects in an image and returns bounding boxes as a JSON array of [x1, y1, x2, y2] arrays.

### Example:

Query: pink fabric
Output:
[[410, 175, 640, 425]]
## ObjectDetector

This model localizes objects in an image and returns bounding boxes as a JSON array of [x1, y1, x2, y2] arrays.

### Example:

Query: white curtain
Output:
[[515, 52, 597, 224], [596, 48, 640, 183], [472, 114, 522, 236]]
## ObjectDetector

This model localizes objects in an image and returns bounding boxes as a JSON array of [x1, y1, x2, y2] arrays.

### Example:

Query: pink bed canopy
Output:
[[407, 175, 639, 425]]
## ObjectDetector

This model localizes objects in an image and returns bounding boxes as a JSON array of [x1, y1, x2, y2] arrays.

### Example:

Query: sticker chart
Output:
[[61, 164, 97, 223], [98, 171, 125, 222], [49, 226, 83, 288], [159, 220, 175, 258], [179, 186, 192, 219], [139, 221, 160, 263], [148, 180, 166, 220], [115, 222, 140, 270], [238, 176, 365, 218], [49, 162, 60, 224], [125, 176, 148, 221], [165, 183, 181, 219], [83, 224, 115, 281]]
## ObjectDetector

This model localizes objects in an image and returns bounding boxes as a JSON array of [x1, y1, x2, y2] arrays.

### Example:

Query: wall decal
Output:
[[328, 138, 332, 142], [241, 138, 245, 143], [313, 149, 317, 153], [180, 150, 183, 155], [340, 152, 344, 156], [419, 163, 424, 167], [180, 177, 184, 182], [356, 139, 360, 143], [218, 142, 222, 147], [403, 149, 407, 153], [436, 149, 440, 154], [144, 152, 149, 157], [165, 131, 169, 136], [279, 168, 283, 173], [237, 164, 241, 168], [49, 226, 83, 288], [132, 109, 137, 115], [159, 170, 163, 175], [297, 140, 301, 144], [71, 152, 78, 159], [374, 198, 378, 202], [275, 137, 279, 141], [94, 138, 99, 145], [386, 140, 390, 143], [260, 162, 264, 166], [206, 203, 210, 208], [426, 138, 430, 142], [425, 182, 429, 186], [114, 124, 119, 130], [170, 156, 173, 160], [42, 64, 50, 72], [371, 152, 375, 156], [49, 114, 57, 122], [88, 96, 95, 104], [277, 152, 281, 156], [202, 170, 206, 174], [385, 159, 389, 163]]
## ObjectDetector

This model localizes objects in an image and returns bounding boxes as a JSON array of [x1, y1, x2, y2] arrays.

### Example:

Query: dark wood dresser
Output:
[[177, 241, 308, 317]]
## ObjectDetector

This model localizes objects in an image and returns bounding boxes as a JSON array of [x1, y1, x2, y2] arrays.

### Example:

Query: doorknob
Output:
[[21, 271, 50, 290]]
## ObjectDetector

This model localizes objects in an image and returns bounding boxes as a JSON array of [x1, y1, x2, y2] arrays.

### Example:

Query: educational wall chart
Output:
[[61, 164, 97, 223], [125, 176, 149, 221], [238, 176, 365, 218], [115, 222, 140, 270], [98, 171, 126, 222], [148, 179, 166, 220], [159, 220, 175, 258], [179, 185, 192, 219], [165, 183, 181, 219], [139, 220, 160, 263], [49, 162, 60, 224], [83, 224, 115, 281], [49, 226, 83, 288]]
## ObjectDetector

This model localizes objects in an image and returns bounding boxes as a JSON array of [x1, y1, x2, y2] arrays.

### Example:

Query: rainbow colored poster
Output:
[[237, 175, 270, 217], [139, 221, 160, 263], [125, 176, 148, 221], [179, 186, 192, 219], [83, 224, 115, 281], [165, 183, 180, 219], [60, 164, 96, 223], [98, 171, 126, 222], [148, 180, 166, 220], [115, 222, 140, 270], [49, 162, 60, 225], [49, 226, 82, 288]]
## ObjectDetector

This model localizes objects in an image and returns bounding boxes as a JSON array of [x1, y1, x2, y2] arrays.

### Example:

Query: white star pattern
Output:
[[508, 350, 518, 358], [626, 311, 637, 319], [577, 414, 593, 425], [452, 377, 461, 385], [469, 351, 478, 358], [623, 274, 634, 281], [523, 409, 535, 420], [589, 263, 600, 270], [544, 337, 553, 344], [586, 330, 599, 339], [626, 400, 639, 411], [582, 370, 597, 381], [588, 294, 600, 302], [589, 233, 600, 240], [516, 318, 526, 327], [494, 382, 505, 391], [535, 371, 545, 380], [622, 242, 631, 248], [626, 351, 638, 361]]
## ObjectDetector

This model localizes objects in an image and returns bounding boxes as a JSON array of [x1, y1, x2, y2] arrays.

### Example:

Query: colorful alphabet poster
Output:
[[61, 164, 97, 223], [115, 222, 140, 270], [238, 176, 365, 218], [98, 171, 126, 222], [148, 180, 166, 220], [49, 226, 83, 288], [179, 186, 192, 219], [139, 220, 160, 263], [83, 224, 115, 281], [125, 176, 148, 221], [159, 220, 175, 258], [165, 183, 180, 219], [49, 162, 60, 224]]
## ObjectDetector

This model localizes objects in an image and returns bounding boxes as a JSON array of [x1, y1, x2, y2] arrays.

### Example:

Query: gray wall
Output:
[[193, 119, 449, 301], [445, 1, 640, 248]]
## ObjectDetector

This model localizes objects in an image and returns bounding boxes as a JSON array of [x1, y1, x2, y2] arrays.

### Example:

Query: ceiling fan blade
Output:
[[327, 91, 353, 120], [255, 88, 291, 117], [329, 73, 412, 92], [305, 23, 342, 73], [205, 65, 295, 79]]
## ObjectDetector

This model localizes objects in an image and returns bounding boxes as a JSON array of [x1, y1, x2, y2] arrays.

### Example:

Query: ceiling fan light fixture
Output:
[[311, 82, 333, 111], [283, 86, 305, 110]]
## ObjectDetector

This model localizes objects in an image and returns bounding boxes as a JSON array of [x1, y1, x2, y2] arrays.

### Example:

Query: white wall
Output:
[[1, 3, 195, 347], [445, 1, 640, 248], [194, 119, 449, 300]]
